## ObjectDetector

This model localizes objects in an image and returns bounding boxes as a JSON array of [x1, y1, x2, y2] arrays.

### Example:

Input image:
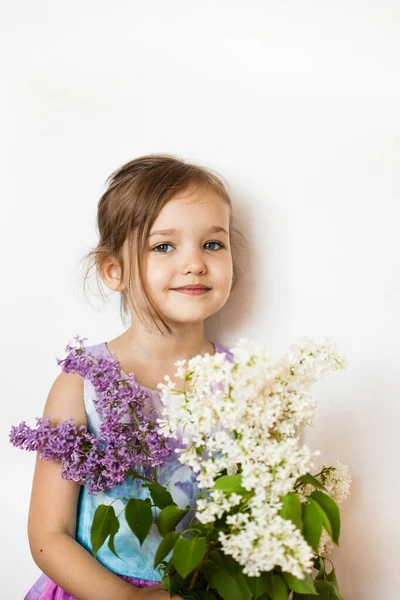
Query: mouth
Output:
[[173, 286, 210, 290], [172, 286, 211, 295]]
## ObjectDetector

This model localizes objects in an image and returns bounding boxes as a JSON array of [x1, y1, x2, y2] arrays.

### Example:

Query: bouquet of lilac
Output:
[[10, 335, 351, 600]]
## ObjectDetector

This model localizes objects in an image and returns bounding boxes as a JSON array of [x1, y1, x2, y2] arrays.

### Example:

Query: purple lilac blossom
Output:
[[9, 335, 174, 495]]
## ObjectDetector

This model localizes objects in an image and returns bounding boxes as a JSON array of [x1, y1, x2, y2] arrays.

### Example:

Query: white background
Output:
[[1, 1, 399, 598]]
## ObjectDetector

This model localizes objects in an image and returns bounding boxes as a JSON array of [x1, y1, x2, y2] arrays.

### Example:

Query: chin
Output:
[[164, 306, 216, 323]]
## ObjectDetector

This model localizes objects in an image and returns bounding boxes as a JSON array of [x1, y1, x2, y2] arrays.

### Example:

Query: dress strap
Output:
[[214, 342, 234, 362]]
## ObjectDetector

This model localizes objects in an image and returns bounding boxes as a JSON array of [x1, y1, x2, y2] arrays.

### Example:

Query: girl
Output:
[[24, 154, 246, 600]]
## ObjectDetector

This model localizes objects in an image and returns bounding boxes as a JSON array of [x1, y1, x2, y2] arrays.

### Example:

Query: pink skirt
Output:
[[25, 572, 160, 599]]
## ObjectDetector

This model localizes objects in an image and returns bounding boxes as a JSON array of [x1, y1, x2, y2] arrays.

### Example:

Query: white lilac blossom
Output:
[[156, 336, 347, 578]]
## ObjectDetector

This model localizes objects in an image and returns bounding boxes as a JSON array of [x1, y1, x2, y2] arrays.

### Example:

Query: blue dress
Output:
[[25, 340, 233, 599]]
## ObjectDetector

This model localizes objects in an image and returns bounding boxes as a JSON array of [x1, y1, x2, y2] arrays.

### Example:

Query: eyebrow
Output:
[[149, 225, 229, 238]]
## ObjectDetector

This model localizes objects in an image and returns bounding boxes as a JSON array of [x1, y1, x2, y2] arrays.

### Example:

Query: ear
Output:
[[99, 255, 125, 292]]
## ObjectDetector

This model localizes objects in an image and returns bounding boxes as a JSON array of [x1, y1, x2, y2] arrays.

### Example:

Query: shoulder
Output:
[[43, 338, 106, 426], [43, 370, 86, 427]]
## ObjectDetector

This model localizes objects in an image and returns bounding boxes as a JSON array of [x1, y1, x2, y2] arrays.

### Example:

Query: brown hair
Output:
[[81, 153, 247, 336]]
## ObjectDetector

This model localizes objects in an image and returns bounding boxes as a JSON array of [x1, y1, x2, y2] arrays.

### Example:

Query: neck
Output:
[[120, 321, 214, 365]]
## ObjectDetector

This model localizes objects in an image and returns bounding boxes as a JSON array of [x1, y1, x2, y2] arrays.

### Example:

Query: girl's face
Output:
[[135, 184, 233, 327]]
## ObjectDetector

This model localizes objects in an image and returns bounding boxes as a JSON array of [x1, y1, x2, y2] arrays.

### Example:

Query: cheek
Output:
[[217, 256, 233, 282], [146, 260, 170, 287]]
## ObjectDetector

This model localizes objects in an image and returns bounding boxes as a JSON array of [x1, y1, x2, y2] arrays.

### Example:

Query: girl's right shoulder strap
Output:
[[81, 343, 106, 434], [214, 342, 234, 362]]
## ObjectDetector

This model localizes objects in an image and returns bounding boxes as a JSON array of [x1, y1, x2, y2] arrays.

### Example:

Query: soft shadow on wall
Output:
[[205, 188, 261, 343]]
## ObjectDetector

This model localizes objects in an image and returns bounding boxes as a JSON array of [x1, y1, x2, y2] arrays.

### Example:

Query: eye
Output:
[[152, 243, 174, 253], [152, 241, 225, 253], [204, 241, 225, 251]]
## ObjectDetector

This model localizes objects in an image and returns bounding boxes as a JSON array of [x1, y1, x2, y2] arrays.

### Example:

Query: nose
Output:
[[181, 247, 207, 274]]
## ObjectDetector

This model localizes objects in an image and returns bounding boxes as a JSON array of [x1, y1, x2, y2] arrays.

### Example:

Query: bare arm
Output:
[[27, 370, 174, 600]]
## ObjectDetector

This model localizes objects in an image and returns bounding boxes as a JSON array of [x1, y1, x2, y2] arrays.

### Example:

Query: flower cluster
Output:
[[10, 335, 174, 494], [156, 336, 348, 578]]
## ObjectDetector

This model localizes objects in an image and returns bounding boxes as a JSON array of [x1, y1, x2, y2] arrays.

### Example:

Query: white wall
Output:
[[1, 1, 398, 598]]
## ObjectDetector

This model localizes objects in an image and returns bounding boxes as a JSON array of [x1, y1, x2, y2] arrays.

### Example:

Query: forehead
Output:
[[152, 185, 229, 228]]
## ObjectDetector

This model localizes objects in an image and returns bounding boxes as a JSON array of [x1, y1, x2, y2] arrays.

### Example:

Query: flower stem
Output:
[[126, 470, 154, 483], [188, 541, 219, 590]]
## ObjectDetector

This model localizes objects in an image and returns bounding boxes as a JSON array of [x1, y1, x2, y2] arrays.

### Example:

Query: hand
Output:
[[138, 583, 183, 599]]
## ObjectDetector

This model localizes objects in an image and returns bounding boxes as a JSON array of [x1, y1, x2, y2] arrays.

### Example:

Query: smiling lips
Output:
[[172, 284, 211, 295]]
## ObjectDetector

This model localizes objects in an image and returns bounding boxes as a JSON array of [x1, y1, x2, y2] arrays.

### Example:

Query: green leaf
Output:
[[282, 571, 318, 595], [310, 491, 341, 545], [207, 549, 224, 568], [270, 573, 289, 600], [308, 498, 332, 541], [171, 537, 207, 579], [184, 592, 214, 600], [156, 504, 189, 537], [218, 552, 241, 576], [326, 566, 345, 600], [162, 572, 170, 591], [313, 579, 344, 599], [279, 492, 303, 531], [326, 566, 338, 585], [314, 555, 344, 598], [260, 571, 274, 594], [169, 570, 185, 597], [147, 481, 176, 509], [201, 556, 251, 600], [302, 501, 323, 553], [107, 509, 121, 558], [315, 556, 327, 580], [235, 571, 254, 599], [201, 592, 219, 600], [182, 592, 201, 600], [212, 570, 250, 600], [154, 531, 181, 568], [243, 573, 270, 598], [200, 559, 221, 585], [214, 473, 247, 494], [91, 504, 120, 559], [297, 472, 328, 492], [125, 498, 153, 546], [196, 445, 205, 456]]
